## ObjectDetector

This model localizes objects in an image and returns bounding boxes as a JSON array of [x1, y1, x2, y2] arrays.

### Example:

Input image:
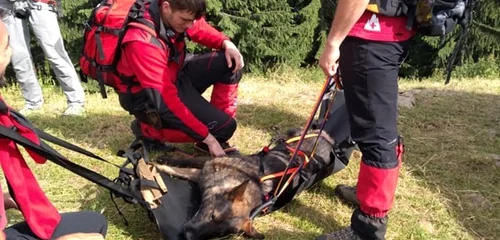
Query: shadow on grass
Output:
[[275, 199, 344, 239], [7, 88, 499, 239]]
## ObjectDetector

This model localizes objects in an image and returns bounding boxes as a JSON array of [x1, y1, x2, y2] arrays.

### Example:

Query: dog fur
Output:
[[154, 129, 335, 240]]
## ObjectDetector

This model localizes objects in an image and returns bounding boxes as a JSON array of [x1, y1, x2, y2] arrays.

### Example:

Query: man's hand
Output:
[[222, 40, 244, 73], [202, 133, 226, 157], [318, 0, 370, 77], [55, 233, 105, 240], [318, 44, 341, 77], [4, 192, 17, 210]]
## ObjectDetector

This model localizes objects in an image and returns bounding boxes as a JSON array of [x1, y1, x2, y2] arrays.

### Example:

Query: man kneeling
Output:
[[115, 0, 244, 157]]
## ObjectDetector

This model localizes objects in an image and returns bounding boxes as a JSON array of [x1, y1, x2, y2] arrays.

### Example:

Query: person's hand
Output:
[[55, 233, 105, 240], [202, 133, 226, 157], [318, 44, 341, 77], [222, 40, 244, 73], [3, 192, 17, 210]]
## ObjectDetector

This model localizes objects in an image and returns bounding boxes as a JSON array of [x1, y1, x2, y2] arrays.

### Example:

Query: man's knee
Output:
[[351, 121, 399, 168], [210, 51, 243, 84], [213, 117, 237, 142], [358, 140, 399, 169], [225, 67, 242, 85]]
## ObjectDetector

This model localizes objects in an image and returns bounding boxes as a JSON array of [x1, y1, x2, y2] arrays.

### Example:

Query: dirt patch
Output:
[[398, 91, 416, 109]]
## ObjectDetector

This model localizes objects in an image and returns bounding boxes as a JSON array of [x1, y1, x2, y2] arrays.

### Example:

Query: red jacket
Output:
[[348, 11, 416, 42], [116, 0, 229, 141], [0, 96, 61, 239]]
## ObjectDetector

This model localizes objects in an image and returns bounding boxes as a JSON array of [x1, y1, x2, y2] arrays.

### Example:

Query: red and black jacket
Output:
[[0, 96, 61, 239], [115, 0, 229, 141]]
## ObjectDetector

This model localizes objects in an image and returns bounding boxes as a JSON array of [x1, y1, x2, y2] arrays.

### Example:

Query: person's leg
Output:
[[316, 37, 409, 240], [4, 211, 108, 240], [1, 7, 43, 110], [182, 51, 242, 118], [28, 3, 85, 114], [135, 70, 237, 144]]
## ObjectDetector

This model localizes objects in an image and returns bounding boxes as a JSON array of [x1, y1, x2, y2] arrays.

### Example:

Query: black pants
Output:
[[4, 211, 108, 240], [125, 50, 242, 143], [175, 51, 242, 142], [339, 36, 410, 239]]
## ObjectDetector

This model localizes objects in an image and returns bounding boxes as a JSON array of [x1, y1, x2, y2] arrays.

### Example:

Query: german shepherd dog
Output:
[[154, 129, 336, 240]]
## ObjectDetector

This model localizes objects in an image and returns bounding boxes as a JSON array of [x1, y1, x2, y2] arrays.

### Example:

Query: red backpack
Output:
[[79, 0, 157, 99]]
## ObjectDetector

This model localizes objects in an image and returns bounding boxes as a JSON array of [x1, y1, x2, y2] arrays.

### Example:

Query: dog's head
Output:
[[183, 179, 264, 240]]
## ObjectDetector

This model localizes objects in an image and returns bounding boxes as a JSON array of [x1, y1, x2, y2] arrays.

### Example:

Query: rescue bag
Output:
[[366, 0, 473, 36], [366, 0, 476, 84], [79, 0, 157, 99]]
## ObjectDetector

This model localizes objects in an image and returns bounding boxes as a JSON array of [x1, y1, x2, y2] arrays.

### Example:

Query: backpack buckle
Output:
[[83, 21, 92, 30], [144, 105, 163, 129]]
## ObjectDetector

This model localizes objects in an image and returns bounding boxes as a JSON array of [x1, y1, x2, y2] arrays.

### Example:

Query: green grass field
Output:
[[1, 70, 499, 240]]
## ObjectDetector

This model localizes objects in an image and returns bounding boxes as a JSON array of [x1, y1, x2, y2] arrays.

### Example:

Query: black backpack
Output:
[[367, 0, 476, 83], [367, 0, 472, 35]]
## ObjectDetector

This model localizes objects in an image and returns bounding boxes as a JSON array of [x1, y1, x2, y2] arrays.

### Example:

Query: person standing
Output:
[[315, 0, 414, 239], [0, 0, 85, 116]]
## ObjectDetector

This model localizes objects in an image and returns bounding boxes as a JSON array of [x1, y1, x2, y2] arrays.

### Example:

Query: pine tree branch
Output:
[[473, 20, 500, 38]]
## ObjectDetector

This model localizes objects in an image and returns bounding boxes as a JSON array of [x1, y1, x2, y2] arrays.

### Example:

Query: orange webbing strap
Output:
[[259, 167, 300, 182], [273, 76, 332, 197], [333, 71, 343, 90], [259, 134, 318, 183], [311, 72, 342, 156], [273, 150, 309, 198]]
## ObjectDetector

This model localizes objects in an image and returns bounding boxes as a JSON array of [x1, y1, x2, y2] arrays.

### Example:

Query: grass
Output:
[[0, 69, 499, 240]]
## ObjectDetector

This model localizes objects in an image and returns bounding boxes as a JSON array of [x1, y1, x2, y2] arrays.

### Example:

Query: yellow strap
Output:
[[285, 133, 319, 144], [367, 4, 380, 13]]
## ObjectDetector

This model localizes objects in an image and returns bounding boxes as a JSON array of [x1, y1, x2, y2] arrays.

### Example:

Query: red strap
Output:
[[0, 101, 61, 239], [34, 0, 55, 4]]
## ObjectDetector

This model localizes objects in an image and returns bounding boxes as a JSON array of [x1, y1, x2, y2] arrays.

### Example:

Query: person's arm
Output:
[[327, 0, 370, 48], [186, 17, 229, 49], [187, 18, 245, 73], [319, 0, 370, 76]]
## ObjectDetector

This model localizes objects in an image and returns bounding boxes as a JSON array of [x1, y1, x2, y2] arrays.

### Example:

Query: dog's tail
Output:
[[155, 156, 211, 169]]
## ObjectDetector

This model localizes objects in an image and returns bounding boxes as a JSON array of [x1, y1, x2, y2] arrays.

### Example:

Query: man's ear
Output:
[[161, 0, 171, 12]]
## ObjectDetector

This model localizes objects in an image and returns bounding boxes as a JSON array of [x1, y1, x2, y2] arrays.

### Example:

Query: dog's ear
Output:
[[242, 220, 264, 239], [225, 180, 250, 201]]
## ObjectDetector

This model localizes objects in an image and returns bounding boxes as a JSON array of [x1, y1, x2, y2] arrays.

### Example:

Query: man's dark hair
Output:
[[165, 0, 206, 19]]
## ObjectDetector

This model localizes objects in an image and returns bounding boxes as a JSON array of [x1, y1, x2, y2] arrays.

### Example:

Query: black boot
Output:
[[315, 227, 362, 240], [316, 208, 388, 240], [335, 184, 360, 207]]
